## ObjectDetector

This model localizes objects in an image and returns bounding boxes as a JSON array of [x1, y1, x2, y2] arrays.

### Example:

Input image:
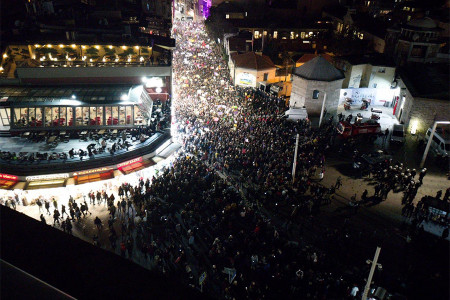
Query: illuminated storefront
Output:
[[0, 173, 18, 189], [0, 85, 155, 131]]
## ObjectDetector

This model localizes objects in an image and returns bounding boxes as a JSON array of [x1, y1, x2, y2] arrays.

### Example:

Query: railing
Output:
[[0, 129, 171, 176]]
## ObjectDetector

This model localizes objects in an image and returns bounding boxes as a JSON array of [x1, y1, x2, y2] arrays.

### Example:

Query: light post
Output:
[[318, 91, 327, 128], [420, 121, 450, 168], [362, 247, 382, 300], [292, 133, 300, 184]]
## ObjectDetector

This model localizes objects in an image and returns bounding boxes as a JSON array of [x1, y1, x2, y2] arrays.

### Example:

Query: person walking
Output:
[[61, 204, 68, 218], [94, 216, 103, 230], [40, 214, 46, 224], [53, 209, 61, 226], [335, 176, 342, 189], [45, 201, 51, 215], [36, 198, 43, 213]]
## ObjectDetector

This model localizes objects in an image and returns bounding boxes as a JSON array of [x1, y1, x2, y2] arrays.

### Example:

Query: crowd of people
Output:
[[0, 20, 448, 299]]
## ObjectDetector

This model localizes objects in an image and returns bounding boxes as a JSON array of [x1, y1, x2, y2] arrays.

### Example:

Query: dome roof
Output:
[[406, 17, 437, 29]]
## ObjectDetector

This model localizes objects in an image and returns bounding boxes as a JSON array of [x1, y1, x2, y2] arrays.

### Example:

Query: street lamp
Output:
[[362, 247, 382, 300], [420, 121, 450, 168]]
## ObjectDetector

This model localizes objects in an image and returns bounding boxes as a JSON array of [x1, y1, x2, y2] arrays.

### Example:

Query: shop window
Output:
[[119, 106, 126, 125], [0, 108, 10, 126], [60, 107, 67, 126], [97, 106, 103, 125], [106, 106, 112, 125], [44, 107, 51, 127], [301, 32, 306, 39], [126, 106, 132, 124], [68, 107, 74, 126], [112, 106, 119, 125], [312, 90, 320, 99], [75, 107, 83, 126]]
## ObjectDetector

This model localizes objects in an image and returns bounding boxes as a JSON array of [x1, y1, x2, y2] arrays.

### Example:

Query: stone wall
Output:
[[290, 75, 343, 115], [407, 97, 450, 135]]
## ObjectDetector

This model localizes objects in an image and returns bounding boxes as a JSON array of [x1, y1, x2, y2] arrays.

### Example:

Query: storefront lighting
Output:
[[59, 44, 64, 48], [115, 58, 119, 62], [139, 56, 144, 62], [0, 67, 3, 72], [82, 45, 86, 49], [127, 57, 131, 62], [108, 45, 113, 49], [122, 46, 127, 50], [3, 53, 7, 58], [95, 45, 100, 49], [47, 44, 52, 48], [34, 44, 40, 48], [410, 120, 418, 135], [155, 87, 162, 93], [135, 46, 140, 50], [71, 44, 76, 48]]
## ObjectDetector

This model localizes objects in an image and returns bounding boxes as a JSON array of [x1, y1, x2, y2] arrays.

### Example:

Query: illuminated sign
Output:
[[117, 157, 143, 168], [0, 173, 18, 181], [26, 173, 69, 181], [73, 167, 113, 176]]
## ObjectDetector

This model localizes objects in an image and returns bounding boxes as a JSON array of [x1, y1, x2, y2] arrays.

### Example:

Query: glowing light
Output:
[[95, 45, 100, 49], [141, 77, 147, 83], [155, 87, 162, 93], [120, 94, 129, 101], [71, 94, 76, 99], [121, 46, 127, 50], [127, 57, 131, 62], [3, 53, 7, 58], [34, 44, 40, 48], [108, 45, 113, 49], [59, 44, 64, 48], [139, 56, 144, 62], [0, 67, 3, 71], [410, 120, 418, 135], [81, 45, 86, 49], [47, 44, 52, 48], [71, 44, 76, 48], [135, 46, 140, 50]]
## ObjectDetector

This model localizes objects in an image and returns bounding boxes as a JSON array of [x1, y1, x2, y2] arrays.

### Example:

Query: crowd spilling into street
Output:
[[0, 20, 448, 299]]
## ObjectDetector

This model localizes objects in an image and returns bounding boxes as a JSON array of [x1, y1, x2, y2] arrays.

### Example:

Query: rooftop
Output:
[[293, 55, 345, 82], [231, 52, 275, 70], [297, 53, 333, 64], [398, 63, 449, 101], [336, 53, 396, 67]]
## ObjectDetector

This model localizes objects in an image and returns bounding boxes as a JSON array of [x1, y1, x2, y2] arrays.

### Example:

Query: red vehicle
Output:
[[337, 121, 381, 139]]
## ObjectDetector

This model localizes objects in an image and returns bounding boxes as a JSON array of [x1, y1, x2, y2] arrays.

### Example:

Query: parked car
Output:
[[390, 124, 405, 144]]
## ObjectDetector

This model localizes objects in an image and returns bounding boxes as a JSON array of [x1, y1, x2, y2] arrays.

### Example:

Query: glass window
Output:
[[273, 31, 278, 39], [36, 108, 43, 127], [126, 106, 132, 124], [312, 90, 320, 99], [68, 107, 74, 126], [44, 107, 52, 127], [119, 106, 126, 125], [90, 107, 97, 125], [52, 107, 59, 126], [14, 108, 22, 127], [112, 106, 118, 125], [82, 107, 89, 125], [76, 107, 83, 126], [0, 108, 10, 126], [60, 107, 67, 126], [106, 106, 112, 125], [97, 106, 103, 125], [29, 108, 35, 124]]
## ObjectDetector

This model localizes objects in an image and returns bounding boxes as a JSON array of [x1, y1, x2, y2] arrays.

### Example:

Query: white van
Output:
[[390, 124, 405, 144], [424, 128, 450, 157]]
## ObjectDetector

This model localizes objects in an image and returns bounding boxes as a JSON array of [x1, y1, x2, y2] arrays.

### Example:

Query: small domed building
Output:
[[290, 55, 344, 116]]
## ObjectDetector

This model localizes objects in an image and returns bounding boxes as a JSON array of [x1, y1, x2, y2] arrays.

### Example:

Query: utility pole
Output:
[[292, 133, 299, 184], [420, 121, 450, 168], [362, 247, 381, 300], [318, 91, 327, 127]]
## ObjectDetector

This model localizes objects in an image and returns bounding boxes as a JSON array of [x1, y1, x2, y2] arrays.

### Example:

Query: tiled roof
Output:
[[293, 55, 344, 82], [296, 53, 333, 64], [232, 52, 275, 70]]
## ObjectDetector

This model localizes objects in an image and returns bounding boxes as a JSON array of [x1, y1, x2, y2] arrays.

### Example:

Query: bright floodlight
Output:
[[71, 94, 76, 99], [120, 94, 129, 101], [155, 87, 162, 93]]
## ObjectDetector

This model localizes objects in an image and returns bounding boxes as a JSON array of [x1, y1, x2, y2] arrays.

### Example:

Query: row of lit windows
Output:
[[253, 30, 319, 39], [9, 105, 145, 128]]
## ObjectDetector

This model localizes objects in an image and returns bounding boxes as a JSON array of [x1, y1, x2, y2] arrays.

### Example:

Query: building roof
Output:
[[296, 53, 333, 64], [407, 17, 437, 29], [293, 55, 344, 82], [336, 54, 396, 67], [231, 52, 275, 70], [398, 63, 449, 101]]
